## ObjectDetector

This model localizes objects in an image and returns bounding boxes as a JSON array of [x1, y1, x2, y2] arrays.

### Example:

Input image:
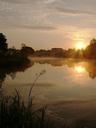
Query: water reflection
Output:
[[74, 65, 86, 74], [0, 60, 33, 88], [86, 61, 96, 79], [31, 58, 96, 79], [1, 58, 96, 89]]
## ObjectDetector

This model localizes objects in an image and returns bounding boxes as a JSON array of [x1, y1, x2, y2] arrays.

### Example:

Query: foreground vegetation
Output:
[[1, 90, 96, 128], [0, 70, 55, 128], [0, 90, 50, 128]]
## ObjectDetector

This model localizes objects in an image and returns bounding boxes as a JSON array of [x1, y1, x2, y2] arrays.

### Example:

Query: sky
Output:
[[0, 0, 96, 49]]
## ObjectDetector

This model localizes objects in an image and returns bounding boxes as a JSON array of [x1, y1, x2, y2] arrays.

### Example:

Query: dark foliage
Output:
[[0, 33, 8, 51], [84, 39, 96, 59], [21, 45, 35, 57], [0, 91, 51, 128]]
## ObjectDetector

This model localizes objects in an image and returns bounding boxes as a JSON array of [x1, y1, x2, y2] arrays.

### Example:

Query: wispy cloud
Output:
[[53, 7, 96, 16], [0, 0, 56, 30], [0, 0, 96, 28], [18, 25, 56, 31], [47, 0, 96, 16], [0, 0, 96, 49]]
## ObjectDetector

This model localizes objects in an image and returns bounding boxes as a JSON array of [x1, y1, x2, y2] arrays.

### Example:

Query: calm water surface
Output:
[[3, 58, 96, 103]]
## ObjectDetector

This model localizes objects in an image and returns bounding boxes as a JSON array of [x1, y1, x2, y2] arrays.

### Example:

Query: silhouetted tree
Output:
[[84, 39, 96, 59], [66, 48, 75, 58], [21, 45, 35, 57], [0, 33, 8, 51], [50, 48, 66, 57]]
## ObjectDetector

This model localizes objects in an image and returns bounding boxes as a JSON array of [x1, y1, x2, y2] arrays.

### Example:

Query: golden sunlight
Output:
[[75, 41, 86, 49], [74, 65, 86, 74]]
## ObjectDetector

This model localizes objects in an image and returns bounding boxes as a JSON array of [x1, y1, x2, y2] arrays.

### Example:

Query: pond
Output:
[[2, 58, 96, 125], [3, 58, 96, 101]]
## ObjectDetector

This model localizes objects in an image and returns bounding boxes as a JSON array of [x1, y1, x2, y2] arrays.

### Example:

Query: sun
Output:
[[75, 41, 86, 50]]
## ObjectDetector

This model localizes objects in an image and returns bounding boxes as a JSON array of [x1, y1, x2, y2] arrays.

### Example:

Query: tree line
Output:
[[32, 38, 96, 59], [0, 33, 96, 59]]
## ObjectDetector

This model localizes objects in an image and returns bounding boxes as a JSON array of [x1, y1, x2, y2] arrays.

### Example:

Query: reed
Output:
[[0, 89, 50, 128], [0, 70, 53, 128]]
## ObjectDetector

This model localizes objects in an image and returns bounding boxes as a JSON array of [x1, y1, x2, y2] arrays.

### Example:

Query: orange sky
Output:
[[0, 0, 96, 49]]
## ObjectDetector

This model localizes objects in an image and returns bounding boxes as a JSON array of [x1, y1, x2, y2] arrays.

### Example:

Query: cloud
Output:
[[0, 0, 47, 4], [0, 0, 56, 31], [44, 0, 57, 4], [54, 7, 96, 16], [0, 0, 96, 30], [0, 0, 33, 4], [17, 25, 56, 31], [46, 0, 96, 16]]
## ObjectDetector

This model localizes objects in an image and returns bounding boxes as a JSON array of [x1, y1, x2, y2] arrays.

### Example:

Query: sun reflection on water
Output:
[[74, 65, 86, 74]]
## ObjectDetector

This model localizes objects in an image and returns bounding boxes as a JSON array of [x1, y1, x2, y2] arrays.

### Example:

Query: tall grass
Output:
[[0, 70, 53, 128], [0, 90, 49, 128]]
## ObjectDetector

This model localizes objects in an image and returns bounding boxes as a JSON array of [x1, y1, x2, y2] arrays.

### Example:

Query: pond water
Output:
[[2, 58, 96, 103], [1, 58, 96, 125]]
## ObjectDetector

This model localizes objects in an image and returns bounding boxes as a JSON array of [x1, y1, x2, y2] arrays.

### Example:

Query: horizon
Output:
[[2, 31, 95, 51], [0, 0, 96, 49], [5, 36, 95, 51]]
